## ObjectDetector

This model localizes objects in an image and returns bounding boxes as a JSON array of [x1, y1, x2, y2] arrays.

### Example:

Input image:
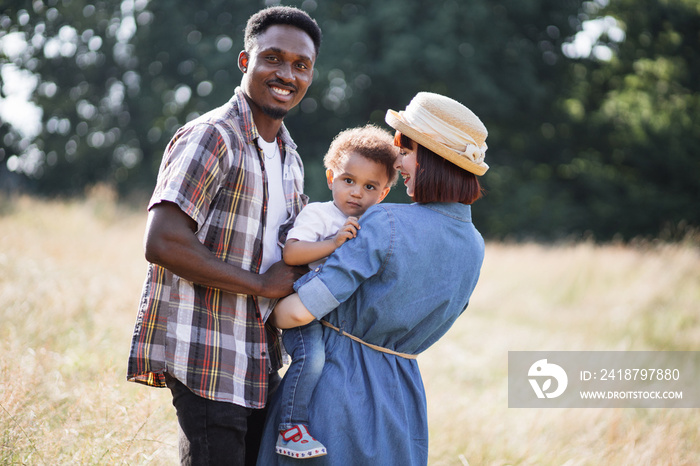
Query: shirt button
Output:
[[261, 351, 267, 356], [314, 267, 320, 272]]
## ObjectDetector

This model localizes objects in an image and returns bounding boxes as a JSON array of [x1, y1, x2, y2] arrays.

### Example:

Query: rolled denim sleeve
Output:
[[296, 275, 340, 320]]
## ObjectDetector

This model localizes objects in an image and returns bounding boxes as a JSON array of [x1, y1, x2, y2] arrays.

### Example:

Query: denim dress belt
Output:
[[320, 320, 418, 359]]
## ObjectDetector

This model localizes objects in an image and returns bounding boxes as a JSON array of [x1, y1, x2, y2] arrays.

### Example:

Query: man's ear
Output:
[[238, 51, 249, 73], [378, 186, 391, 203], [325, 169, 335, 189]]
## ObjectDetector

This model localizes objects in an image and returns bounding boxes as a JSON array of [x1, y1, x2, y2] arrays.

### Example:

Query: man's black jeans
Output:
[[165, 372, 280, 466]]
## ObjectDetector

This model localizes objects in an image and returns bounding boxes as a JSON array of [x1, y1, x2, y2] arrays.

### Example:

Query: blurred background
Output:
[[2, 2, 699, 463], [1, 0, 698, 242]]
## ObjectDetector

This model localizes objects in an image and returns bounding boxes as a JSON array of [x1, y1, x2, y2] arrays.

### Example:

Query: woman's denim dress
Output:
[[257, 202, 485, 465]]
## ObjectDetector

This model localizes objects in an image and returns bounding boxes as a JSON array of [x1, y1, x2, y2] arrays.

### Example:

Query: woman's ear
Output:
[[238, 51, 249, 73], [325, 169, 335, 190]]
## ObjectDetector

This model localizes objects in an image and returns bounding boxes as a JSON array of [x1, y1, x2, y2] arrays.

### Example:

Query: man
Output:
[[126, 7, 322, 465]]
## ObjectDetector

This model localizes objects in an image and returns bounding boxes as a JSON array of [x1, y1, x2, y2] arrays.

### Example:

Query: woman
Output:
[[257, 92, 489, 465]]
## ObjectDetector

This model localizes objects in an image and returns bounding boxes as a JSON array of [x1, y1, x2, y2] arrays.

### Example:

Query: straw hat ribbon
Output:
[[385, 92, 489, 175]]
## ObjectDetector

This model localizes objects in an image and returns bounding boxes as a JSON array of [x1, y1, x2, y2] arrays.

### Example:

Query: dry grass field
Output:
[[1, 192, 698, 465]]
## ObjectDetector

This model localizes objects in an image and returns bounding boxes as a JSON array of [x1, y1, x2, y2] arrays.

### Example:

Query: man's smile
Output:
[[268, 80, 297, 99], [271, 86, 292, 96]]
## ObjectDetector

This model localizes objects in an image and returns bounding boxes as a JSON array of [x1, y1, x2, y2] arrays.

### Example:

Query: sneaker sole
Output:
[[276, 446, 327, 459]]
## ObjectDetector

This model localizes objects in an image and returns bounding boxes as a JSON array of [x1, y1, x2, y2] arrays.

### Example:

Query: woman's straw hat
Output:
[[385, 92, 489, 175]]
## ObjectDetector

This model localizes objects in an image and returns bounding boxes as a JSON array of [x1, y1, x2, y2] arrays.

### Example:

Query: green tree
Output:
[[2, 0, 586, 209], [6, 0, 695, 241], [280, 0, 586, 208], [1, 0, 136, 194], [553, 0, 700, 240]]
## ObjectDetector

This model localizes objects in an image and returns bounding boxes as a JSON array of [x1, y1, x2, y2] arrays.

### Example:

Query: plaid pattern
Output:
[[127, 88, 306, 408]]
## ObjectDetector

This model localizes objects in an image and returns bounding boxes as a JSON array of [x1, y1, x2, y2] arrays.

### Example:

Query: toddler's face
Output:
[[327, 152, 391, 217]]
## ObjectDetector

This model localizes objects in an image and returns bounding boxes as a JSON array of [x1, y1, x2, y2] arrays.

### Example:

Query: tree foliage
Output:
[[1, 0, 697, 241], [563, 0, 700, 240]]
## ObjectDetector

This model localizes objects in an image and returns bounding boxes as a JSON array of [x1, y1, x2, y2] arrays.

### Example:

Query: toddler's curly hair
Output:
[[323, 124, 399, 187]]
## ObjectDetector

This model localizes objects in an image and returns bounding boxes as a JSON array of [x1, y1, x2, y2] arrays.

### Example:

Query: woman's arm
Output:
[[269, 293, 316, 328]]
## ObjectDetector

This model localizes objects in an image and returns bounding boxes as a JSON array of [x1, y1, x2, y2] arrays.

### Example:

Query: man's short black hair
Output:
[[244, 6, 322, 57]]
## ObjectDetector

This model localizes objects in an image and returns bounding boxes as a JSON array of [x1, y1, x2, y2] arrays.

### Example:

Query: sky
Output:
[[0, 32, 42, 139]]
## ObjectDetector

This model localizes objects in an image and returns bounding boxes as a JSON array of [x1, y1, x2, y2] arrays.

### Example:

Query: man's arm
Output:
[[144, 201, 307, 298]]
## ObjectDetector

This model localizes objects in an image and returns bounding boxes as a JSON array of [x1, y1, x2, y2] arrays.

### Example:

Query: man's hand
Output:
[[332, 216, 360, 247], [258, 261, 309, 299]]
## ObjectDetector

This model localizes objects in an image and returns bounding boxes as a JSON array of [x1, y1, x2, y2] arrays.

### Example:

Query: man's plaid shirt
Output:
[[127, 88, 306, 408]]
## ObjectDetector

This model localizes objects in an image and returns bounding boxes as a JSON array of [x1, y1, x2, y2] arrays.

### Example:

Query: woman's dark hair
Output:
[[394, 132, 484, 205], [245, 6, 322, 57]]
